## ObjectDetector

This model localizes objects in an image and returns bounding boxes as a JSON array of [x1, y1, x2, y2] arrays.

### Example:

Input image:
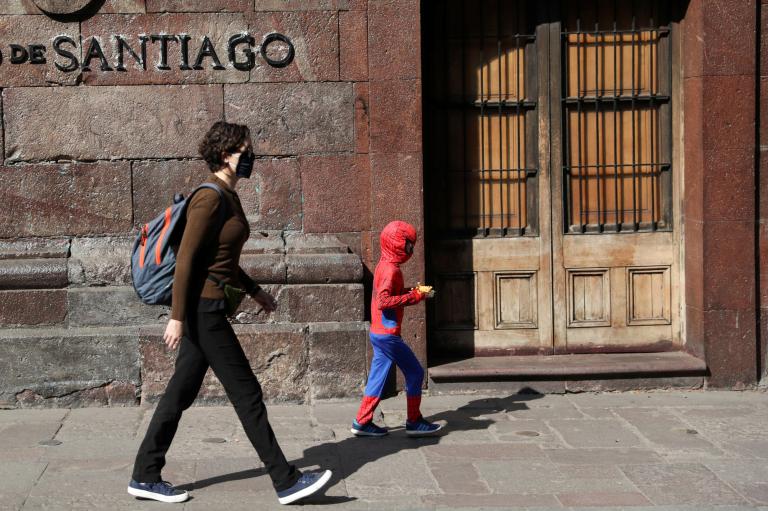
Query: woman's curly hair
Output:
[[199, 121, 251, 171]]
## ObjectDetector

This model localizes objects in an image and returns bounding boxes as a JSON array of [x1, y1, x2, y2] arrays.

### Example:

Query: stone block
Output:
[[703, 145, 755, 222], [370, 152, 424, 232], [247, 11, 339, 82], [81, 13, 248, 85], [0, 0, 144, 14], [0, 15, 79, 86], [284, 232, 350, 254], [3, 86, 223, 161], [147, 0, 248, 11], [240, 254, 286, 283], [132, 160, 211, 225], [0, 290, 67, 326], [253, 0, 350, 10], [0, 259, 68, 289], [140, 323, 309, 403], [237, 158, 302, 230], [700, 1, 757, 77], [275, 284, 364, 323], [68, 236, 133, 287], [286, 253, 363, 283], [300, 154, 370, 233], [0, 328, 140, 406], [308, 322, 367, 399], [704, 308, 758, 388], [702, 75, 755, 152], [354, 82, 370, 153], [0, 163, 132, 237], [369, 79, 423, 154], [0, 238, 70, 260], [243, 231, 285, 254], [703, 221, 756, 310], [225, 82, 354, 155], [100, 0, 147, 12], [368, 0, 420, 80], [67, 287, 166, 327], [340, 10, 368, 81]]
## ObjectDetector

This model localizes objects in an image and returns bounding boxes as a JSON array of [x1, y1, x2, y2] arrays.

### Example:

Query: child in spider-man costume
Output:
[[351, 220, 443, 437]]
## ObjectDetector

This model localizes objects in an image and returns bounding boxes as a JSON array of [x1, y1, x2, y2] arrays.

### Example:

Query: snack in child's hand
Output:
[[416, 282, 436, 298]]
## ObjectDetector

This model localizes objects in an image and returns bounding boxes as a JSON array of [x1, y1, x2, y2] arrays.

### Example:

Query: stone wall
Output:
[[0, 0, 425, 407]]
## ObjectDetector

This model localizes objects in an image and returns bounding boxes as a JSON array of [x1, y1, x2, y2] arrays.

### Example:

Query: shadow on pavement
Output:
[[182, 390, 543, 504]]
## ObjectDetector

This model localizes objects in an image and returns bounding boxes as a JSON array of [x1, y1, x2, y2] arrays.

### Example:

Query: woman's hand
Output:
[[163, 319, 184, 350], [253, 288, 278, 313]]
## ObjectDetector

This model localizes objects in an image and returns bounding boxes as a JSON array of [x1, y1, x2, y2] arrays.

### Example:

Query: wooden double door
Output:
[[424, 0, 682, 356]]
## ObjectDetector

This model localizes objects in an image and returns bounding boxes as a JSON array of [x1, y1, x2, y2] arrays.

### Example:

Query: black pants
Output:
[[132, 310, 300, 491]]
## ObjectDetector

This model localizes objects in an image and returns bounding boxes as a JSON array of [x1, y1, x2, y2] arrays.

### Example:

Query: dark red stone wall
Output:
[[760, 0, 768, 385], [683, 0, 761, 387]]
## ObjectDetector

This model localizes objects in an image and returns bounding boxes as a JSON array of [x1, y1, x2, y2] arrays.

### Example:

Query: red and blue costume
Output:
[[355, 221, 427, 426]]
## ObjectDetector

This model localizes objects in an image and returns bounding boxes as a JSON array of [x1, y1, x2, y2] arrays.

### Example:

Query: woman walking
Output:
[[128, 121, 331, 505]]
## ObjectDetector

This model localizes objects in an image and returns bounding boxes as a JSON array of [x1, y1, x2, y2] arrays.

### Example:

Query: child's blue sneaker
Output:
[[127, 480, 188, 503], [405, 417, 443, 437], [351, 420, 388, 437], [277, 470, 332, 505]]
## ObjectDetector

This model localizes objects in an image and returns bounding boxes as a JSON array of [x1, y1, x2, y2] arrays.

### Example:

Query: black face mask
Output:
[[235, 149, 255, 179]]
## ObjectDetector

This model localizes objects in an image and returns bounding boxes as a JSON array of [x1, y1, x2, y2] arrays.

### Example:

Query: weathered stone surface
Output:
[[4, 86, 223, 161], [140, 323, 308, 403], [67, 287, 166, 327], [68, 236, 133, 286], [253, 0, 350, 10], [369, 79, 422, 154], [0, 259, 68, 289], [300, 154, 370, 233], [340, 10, 367, 81], [0, 16, 79, 86], [0, 290, 66, 326], [132, 159, 210, 225], [354, 82, 370, 153], [308, 322, 367, 399], [242, 230, 285, 254], [278, 284, 364, 322], [0, 163, 132, 237], [247, 11, 339, 82], [240, 254, 286, 283], [224, 82, 354, 155], [81, 13, 248, 85], [235, 284, 364, 324], [284, 232, 349, 254], [100, 0, 147, 13], [237, 158, 302, 230], [31, 0, 93, 13], [368, 0, 420, 80], [286, 253, 363, 283], [0, 238, 70, 260], [370, 152, 424, 232], [0, 328, 140, 406], [147, 0, 248, 11]]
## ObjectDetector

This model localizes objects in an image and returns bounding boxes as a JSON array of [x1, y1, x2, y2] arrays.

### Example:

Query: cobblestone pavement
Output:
[[1, 390, 768, 510]]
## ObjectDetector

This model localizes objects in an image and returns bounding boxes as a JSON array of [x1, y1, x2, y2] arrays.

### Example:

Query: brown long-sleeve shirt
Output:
[[171, 175, 258, 321]]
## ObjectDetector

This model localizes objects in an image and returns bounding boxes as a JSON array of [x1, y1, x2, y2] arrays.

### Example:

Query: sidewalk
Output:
[[1, 390, 767, 511]]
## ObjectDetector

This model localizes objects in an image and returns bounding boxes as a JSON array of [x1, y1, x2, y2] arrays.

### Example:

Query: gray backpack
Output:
[[131, 183, 225, 305]]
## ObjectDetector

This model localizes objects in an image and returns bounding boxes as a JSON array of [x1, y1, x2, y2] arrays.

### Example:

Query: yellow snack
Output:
[[416, 282, 435, 296]]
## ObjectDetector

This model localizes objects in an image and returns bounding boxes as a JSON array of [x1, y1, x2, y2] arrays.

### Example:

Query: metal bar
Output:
[[565, 162, 669, 169], [563, 95, 670, 103], [613, 0, 620, 229], [650, 9, 657, 230], [594, 0, 603, 231], [630, 0, 638, 230], [497, 0, 505, 233], [562, 27, 670, 35], [516, 0, 523, 235], [576, 13, 585, 232], [461, 0, 469, 231], [562, 0, 572, 232], [480, 0, 487, 234]]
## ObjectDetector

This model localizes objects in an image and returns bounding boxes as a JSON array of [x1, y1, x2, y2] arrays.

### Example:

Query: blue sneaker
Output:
[[405, 417, 443, 437], [127, 480, 188, 503], [351, 420, 388, 437], [277, 470, 332, 505]]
